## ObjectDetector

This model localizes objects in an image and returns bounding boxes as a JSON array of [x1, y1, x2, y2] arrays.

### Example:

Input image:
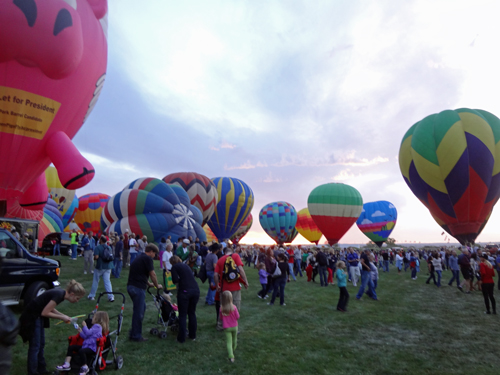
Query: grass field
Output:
[[9, 256, 500, 375]]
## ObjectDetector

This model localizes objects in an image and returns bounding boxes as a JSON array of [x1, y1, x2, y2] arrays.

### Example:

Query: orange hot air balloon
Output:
[[296, 208, 322, 245]]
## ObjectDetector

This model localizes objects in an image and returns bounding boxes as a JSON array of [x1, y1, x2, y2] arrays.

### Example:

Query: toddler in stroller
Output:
[[54, 292, 125, 375], [148, 287, 179, 339]]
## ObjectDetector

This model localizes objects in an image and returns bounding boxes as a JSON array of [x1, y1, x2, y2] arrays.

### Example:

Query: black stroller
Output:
[[147, 287, 179, 339], [55, 292, 126, 375]]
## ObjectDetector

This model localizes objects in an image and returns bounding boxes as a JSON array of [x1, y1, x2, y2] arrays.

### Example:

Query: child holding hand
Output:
[[220, 291, 240, 363], [56, 311, 109, 374]]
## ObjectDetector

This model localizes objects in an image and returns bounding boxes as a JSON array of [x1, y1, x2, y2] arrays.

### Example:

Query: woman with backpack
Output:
[[87, 236, 115, 302]]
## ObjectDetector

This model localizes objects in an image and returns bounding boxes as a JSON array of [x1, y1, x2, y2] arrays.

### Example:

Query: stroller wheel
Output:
[[159, 331, 167, 339], [114, 355, 124, 370], [150, 328, 159, 336]]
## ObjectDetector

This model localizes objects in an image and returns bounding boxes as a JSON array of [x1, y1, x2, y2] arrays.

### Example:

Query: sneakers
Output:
[[280, 303, 286, 306], [257, 294, 262, 299], [87, 296, 95, 301], [108, 299, 115, 303], [56, 363, 71, 371], [267, 302, 274, 305], [79, 365, 89, 375], [84, 271, 87, 275]]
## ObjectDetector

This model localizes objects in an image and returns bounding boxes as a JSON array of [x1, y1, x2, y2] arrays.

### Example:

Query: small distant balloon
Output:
[[356, 201, 397, 247], [259, 202, 297, 245]]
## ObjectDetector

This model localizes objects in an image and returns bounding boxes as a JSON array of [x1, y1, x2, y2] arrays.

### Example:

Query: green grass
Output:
[[9, 258, 500, 375]]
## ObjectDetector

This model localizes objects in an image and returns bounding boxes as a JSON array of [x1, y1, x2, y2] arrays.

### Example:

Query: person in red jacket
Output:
[[479, 254, 496, 315]]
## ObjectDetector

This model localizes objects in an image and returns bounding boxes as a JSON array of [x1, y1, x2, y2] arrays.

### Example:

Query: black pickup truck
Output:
[[0, 228, 60, 306]]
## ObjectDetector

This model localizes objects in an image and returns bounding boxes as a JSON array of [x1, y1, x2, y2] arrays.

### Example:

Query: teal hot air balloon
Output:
[[207, 177, 254, 241], [259, 201, 297, 245]]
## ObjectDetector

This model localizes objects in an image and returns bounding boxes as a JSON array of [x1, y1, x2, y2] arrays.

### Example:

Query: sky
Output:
[[73, 0, 500, 246]]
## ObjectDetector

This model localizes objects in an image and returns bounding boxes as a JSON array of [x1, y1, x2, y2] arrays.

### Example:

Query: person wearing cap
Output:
[[479, 254, 496, 314], [176, 239, 191, 262], [21, 233, 30, 250]]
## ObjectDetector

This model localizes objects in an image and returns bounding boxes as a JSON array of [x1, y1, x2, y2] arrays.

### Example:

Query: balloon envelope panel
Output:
[[101, 178, 206, 244], [203, 224, 218, 243], [259, 201, 297, 244], [296, 208, 322, 244], [399, 108, 500, 244], [163, 172, 218, 226], [307, 183, 363, 245], [45, 166, 78, 228], [356, 201, 397, 246], [231, 214, 253, 244], [74, 193, 110, 236], [207, 177, 254, 241]]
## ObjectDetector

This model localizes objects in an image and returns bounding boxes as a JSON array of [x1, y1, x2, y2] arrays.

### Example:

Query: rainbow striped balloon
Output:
[[231, 213, 253, 244], [295, 208, 322, 245], [308, 183, 363, 245], [399, 108, 500, 244]]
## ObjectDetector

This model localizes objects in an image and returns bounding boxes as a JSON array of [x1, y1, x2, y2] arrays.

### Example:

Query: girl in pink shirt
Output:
[[220, 291, 240, 362]]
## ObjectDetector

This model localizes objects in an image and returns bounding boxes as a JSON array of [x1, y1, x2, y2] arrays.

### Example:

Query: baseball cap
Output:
[[183, 239, 190, 244]]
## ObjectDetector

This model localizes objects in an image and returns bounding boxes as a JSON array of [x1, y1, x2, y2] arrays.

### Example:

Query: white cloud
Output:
[[361, 219, 373, 224], [371, 210, 386, 217]]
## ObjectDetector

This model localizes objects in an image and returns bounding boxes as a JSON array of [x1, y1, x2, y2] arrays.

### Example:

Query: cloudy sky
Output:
[[74, 0, 500, 245]]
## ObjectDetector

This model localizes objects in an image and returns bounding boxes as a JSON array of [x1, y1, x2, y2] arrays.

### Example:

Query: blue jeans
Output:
[[271, 278, 287, 305], [205, 271, 215, 305], [318, 265, 328, 286], [177, 289, 200, 343], [130, 252, 137, 264], [356, 270, 377, 300], [71, 244, 77, 259], [27, 317, 46, 375], [295, 259, 303, 277], [53, 243, 60, 256], [436, 270, 442, 287], [449, 270, 460, 287], [127, 285, 146, 340], [113, 257, 123, 278], [88, 269, 114, 300], [384, 260, 389, 272], [288, 263, 296, 281], [411, 268, 417, 278]]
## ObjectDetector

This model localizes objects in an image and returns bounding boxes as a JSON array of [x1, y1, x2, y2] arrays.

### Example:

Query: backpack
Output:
[[101, 245, 114, 263], [223, 255, 240, 283], [317, 251, 327, 266]]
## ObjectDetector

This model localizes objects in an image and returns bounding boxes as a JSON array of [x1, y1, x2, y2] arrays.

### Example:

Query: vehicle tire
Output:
[[24, 281, 49, 304], [114, 355, 124, 370], [159, 331, 167, 339], [150, 328, 159, 336]]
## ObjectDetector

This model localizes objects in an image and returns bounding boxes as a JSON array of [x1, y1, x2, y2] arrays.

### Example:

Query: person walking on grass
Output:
[[257, 263, 269, 299], [448, 250, 461, 289], [459, 249, 472, 293], [356, 249, 378, 300], [479, 254, 496, 315], [347, 248, 360, 286], [87, 236, 114, 302], [396, 252, 403, 274], [410, 251, 418, 280], [268, 253, 290, 306], [431, 253, 443, 287], [336, 261, 349, 312], [220, 291, 240, 363]]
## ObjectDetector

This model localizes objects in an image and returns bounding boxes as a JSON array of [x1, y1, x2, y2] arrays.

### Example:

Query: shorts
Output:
[[460, 267, 471, 280]]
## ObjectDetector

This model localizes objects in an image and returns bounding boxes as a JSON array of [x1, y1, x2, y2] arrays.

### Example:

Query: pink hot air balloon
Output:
[[0, 0, 108, 215]]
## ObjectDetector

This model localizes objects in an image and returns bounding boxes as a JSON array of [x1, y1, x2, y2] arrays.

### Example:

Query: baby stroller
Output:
[[55, 292, 125, 375], [147, 287, 179, 339]]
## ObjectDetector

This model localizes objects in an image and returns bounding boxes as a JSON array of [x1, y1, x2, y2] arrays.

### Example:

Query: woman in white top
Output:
[[129, 234, 139, 263]]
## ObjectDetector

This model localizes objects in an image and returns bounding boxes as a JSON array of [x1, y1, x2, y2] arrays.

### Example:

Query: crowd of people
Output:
[[13, 234, 500, 373]]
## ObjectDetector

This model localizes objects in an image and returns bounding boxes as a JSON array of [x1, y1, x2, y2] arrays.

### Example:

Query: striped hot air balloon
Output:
[[162, 172, 218, 226], [285, 226, 299, 244], [295, 208, 322, 245], [101, 178, 206, 244], [39, 198, 64, 244], [74, 193, 110, 236], [207, 177, 254, 241], [399, 108, 500, 245], [307, 183, 363, 245], [259, 202, 297, 245], [231, 214, 253, 244], [356, 201, 397, 247]]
